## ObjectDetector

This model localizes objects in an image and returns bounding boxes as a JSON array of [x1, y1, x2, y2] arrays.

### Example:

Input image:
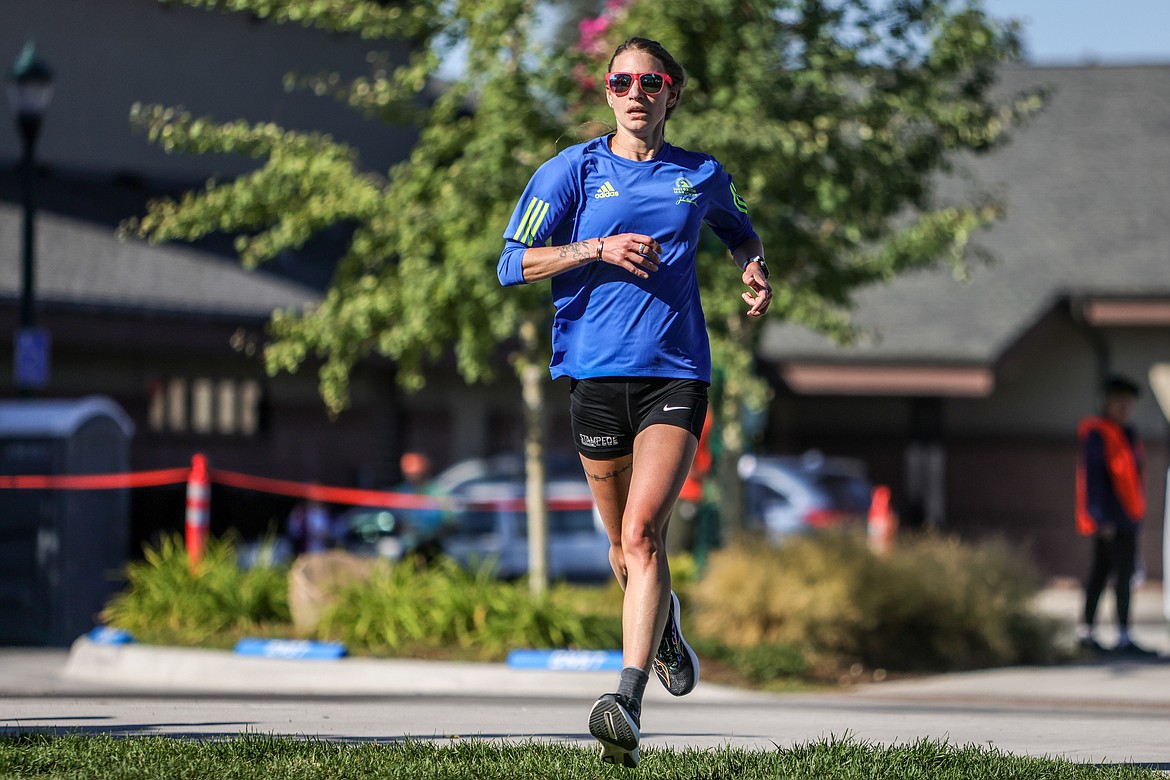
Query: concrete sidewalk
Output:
[[1, 583, 1165, 706], [53, 632, 1170, 707], [3, 586, 1170, 768], [1035, 580, 1169, 655], [22, 583, 1163, 706], [54, 638, 764, 703], [7, 641, 1170, 766]]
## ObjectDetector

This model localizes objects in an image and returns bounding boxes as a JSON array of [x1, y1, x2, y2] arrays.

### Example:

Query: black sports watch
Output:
[[742, 255, 769, 279]]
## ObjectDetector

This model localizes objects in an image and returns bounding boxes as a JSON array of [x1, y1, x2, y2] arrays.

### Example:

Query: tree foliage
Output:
[[121, 0, 1043, 422], [573, 0, 1040, 403]]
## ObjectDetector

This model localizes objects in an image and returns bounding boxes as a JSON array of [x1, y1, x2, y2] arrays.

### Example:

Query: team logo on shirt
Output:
[[674, 177, 699, 206], [594, 181, 620, 199]]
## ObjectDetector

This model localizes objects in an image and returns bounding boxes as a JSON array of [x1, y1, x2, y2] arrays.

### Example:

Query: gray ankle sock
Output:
[[617, 666, 649, 708]]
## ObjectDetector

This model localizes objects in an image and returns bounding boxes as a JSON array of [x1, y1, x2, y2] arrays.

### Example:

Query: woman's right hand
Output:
[[599, 234, 661, 279]]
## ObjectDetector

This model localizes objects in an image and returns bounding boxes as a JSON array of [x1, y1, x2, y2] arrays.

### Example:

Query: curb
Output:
[[61, 638, 757, 703]]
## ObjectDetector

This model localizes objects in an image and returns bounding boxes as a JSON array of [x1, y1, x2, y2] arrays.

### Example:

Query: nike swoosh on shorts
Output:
[[662, 405, 689, 412]]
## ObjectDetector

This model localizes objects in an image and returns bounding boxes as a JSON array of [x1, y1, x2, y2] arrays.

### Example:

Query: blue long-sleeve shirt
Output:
[[498, 136, 758, 383]]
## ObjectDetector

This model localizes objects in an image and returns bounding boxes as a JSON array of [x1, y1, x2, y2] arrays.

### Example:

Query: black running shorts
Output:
[[569, 377, 709, 459]]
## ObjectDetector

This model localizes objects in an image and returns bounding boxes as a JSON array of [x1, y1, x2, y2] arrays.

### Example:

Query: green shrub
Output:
[[691, 531, 1060, 676], [102, 534, 290, 647], [101, 531, 1061, 684], [103, 535, 623, 660], [693, 636, 809, 687], [849, 534, 1060, 671], [316, 557, 622, 659]]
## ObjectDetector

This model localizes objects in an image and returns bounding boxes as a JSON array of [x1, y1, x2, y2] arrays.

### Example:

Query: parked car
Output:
[[738, 451, 873, 543], [430, 451, 586, 494], [335, 504, 446, 562], [441, 477, 613, 582], [327, 453, 602, 575]]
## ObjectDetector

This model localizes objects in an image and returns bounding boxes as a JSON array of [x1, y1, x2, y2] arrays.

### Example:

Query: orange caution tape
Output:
[[207, 470, 591, 511], [208, 467, 441, 510], [0, 462, 594, 511], [0, 468, 190, 490]]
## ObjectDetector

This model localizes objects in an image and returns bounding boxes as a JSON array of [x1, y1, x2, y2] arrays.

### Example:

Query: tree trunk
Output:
[[516, 317, 549, 598], [716, 394, 747, 542], [716, 313, 749, 541]]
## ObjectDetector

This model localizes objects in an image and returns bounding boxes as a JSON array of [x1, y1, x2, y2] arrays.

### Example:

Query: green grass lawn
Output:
[[0, 734, 1160, 779]]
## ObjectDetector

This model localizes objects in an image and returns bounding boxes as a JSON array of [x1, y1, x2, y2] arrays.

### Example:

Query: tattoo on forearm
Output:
[[585, 461, 634, 481], [559, 241, 592, 262]]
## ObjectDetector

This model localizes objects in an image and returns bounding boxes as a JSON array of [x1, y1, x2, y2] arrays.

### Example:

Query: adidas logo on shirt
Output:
[[594, 181, 620, 199]]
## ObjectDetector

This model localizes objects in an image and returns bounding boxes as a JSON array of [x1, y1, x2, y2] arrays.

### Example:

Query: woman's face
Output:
[[606, 49, 675, 137]]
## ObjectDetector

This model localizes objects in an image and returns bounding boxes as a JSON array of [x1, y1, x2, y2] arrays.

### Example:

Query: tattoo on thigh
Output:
[[585, 461, 633, 482]]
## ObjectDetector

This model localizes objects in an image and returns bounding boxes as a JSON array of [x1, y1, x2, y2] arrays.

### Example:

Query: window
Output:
[[515, 509, 595, 537], [148, 377, 264, 437], [166, 378, 187, 433], [147, 379, 166, 431], [452, 509, 500, 536], [550, 509, 597, 534], [216, 379, 236, 434], [192, 379, 214, 434], [239, 380, 261, 435]]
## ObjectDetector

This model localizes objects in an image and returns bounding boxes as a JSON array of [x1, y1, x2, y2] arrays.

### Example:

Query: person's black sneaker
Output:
[[653, 590, 700, 696], [1077, 636, 1105, 654], [1114, 640, 1159, 658], [588, 692, 641, 768]]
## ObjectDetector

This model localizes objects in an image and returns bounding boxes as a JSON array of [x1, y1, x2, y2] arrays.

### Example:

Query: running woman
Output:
[[498, 36, 772, 767]]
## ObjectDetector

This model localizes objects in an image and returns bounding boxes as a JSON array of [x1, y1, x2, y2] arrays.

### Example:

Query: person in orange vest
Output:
[[1075, 374, 1156, 657]]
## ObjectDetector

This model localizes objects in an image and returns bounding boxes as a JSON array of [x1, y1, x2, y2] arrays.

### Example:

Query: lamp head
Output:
[[8, 41, 54, 121]]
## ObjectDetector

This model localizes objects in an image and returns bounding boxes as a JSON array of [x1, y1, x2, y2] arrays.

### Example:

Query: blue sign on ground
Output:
[[233, 638, 347, 660], [87, 626, 134, 645], [506, 649, 623, 672]]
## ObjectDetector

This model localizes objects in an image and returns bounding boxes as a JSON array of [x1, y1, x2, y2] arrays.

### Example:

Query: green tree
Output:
[[571, 0, 1044, 532], [121, 0, 1043, 592]]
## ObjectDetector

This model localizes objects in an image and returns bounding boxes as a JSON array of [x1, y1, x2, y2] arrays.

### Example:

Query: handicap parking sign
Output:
[[14, 328, 50, 388]]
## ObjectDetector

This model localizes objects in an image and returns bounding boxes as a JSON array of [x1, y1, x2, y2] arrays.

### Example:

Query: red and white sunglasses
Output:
[[604, 71, 673, 96]]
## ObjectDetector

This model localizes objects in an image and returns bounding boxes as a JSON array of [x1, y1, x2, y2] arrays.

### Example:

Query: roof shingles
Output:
[[761, 64, 1170, 365], [0, 204, 321, 318]]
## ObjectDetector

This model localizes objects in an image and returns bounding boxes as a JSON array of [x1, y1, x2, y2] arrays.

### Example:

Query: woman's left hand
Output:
[[741, 266, 772, 317]]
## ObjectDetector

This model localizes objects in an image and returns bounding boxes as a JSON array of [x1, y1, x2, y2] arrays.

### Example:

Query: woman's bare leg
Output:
[[580, 453, 634, 588], [581, 424, 697, 671]]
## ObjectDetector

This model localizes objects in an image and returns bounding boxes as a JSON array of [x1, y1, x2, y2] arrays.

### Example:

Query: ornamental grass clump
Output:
[[316, 557, 622, 659], [690, 531, 1060, 677], [849, 533, 1059, 671], [102, 534, 622, 660], [102, 533, 290, 647]]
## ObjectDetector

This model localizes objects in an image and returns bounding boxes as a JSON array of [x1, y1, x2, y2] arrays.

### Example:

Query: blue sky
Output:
[[982, 0, 1170, 64], [441, 1, 1170, 79]]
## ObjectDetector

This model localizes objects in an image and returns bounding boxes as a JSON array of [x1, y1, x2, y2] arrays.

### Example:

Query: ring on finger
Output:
[[637, 243, 644, 254]]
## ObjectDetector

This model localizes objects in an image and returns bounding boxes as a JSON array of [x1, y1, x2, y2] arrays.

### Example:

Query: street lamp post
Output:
[[7, 41, 53, 392]]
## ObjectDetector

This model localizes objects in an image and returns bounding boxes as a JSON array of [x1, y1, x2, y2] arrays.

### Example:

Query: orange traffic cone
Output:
[[186, 454, 210, 570], [868, 484, 897, 554]]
